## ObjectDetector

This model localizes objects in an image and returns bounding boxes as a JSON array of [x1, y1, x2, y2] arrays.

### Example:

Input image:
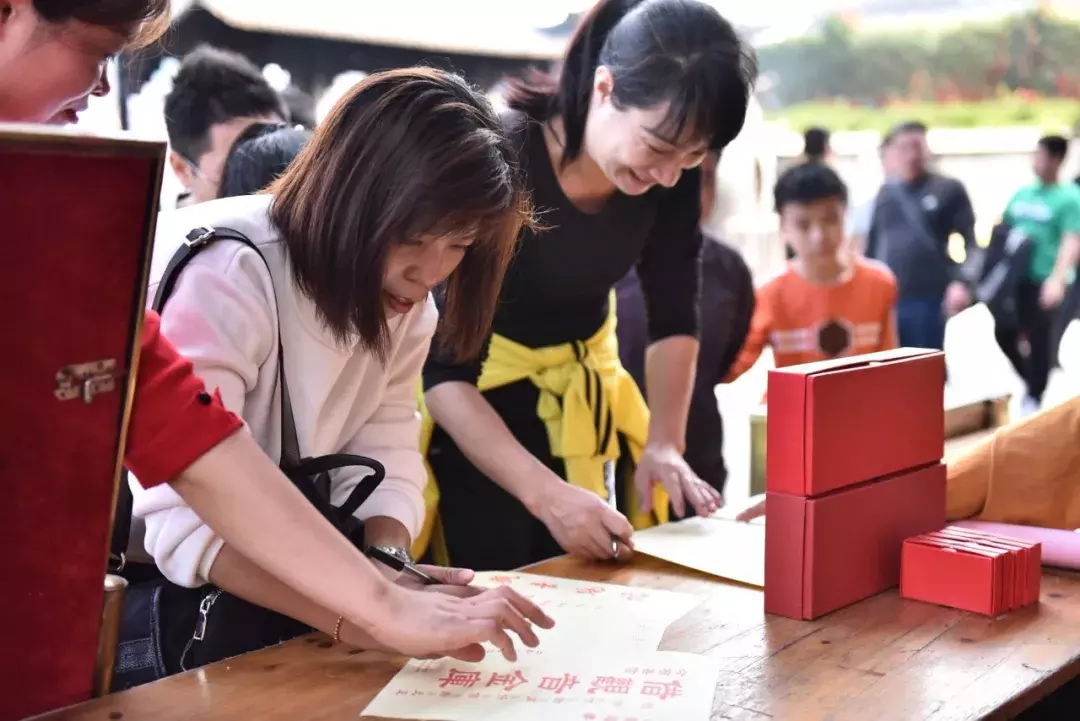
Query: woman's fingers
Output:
[[470, 617, 517, 661], [689, 477, 720, 516], [470, 596, 541, 648], [478, 585, 554, 629], [429, 584, 484, 599]]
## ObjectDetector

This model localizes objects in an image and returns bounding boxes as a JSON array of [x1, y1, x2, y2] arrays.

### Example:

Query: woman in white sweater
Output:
[[129, 67, 536, 669]]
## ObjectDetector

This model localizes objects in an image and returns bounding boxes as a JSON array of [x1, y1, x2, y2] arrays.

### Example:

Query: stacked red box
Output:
[[764, 348, 948, 620], [901, 527, 1041, 615]]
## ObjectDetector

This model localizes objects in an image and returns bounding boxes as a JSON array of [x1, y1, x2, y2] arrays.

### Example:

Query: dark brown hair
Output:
[[268, 67, 531, 362], [33, 0, 171, 49]]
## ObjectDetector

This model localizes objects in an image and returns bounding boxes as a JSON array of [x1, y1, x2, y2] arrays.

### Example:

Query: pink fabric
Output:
[[953, 520, 1080, 569]]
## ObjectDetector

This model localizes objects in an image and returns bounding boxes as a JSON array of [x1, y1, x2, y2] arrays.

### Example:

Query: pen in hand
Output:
[[603, 460, 621, 559], [365, 546, 439, 585]]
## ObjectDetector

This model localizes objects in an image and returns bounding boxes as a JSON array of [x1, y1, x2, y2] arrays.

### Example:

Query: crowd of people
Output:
[[4, 0, 1080, 706]]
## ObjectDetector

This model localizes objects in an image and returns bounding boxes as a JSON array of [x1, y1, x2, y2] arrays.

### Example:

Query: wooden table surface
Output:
[[41, 428, 1071, 721], [38, 555, 1080, 721]]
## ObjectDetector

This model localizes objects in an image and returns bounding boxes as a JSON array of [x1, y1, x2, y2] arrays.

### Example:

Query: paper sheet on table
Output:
[[631, 514, 765, 587], [361, 651, 721, 721], [469, 572, 704, 653]]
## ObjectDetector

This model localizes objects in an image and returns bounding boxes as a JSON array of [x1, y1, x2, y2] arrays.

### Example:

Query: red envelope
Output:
[[925, 530, 1018, 611], [901, 536, 1005, 616], [765, 463, 947, 620], [931, 527, 1041, 608], [767, 348, 946, 497]]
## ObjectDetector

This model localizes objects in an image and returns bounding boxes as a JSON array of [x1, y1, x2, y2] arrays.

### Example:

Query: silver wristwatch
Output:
[[369, 545, 414, 565]]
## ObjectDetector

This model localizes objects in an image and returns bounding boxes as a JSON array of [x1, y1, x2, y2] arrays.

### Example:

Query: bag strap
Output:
[[111, 227, 270, 566], [883, 182, 943, 260], [152, 226, 303, 467], [291, 454, 386, 517], [111, 226, 384, 567], [977, 226, 1032, 305]]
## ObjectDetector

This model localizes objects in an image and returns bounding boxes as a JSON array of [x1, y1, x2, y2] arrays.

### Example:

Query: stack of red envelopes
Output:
[[901, 526, 1042, 615], [765, 348, 949, 620]]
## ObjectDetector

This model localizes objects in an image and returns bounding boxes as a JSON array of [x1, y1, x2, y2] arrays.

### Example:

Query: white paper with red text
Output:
[[468, 572, 704, 654], [361, 651, 720, 721]]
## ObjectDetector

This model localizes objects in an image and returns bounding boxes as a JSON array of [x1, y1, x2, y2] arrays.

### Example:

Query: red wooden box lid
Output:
[[0, 124, 165, 721]]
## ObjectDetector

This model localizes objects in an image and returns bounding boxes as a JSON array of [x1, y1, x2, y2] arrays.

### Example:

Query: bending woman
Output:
[[422, 0, 758, 570], [128, 67, 541, 668], [0, 0, 550, 663]]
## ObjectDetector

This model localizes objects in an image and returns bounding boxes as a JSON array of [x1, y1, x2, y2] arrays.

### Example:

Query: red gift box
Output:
[[767, 348, 946, 497], [902, 527, 1042, 615], [765, 462, 947, 620]]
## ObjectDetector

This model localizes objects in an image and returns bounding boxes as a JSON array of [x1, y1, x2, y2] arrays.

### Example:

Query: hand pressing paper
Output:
[[469, 572, 704, 653], [361, 651, 721, 721], [631, 512, 765, 587]]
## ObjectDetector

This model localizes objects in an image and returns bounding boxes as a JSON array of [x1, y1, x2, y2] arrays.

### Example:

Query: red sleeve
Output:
[[124, 310, 244, 488]]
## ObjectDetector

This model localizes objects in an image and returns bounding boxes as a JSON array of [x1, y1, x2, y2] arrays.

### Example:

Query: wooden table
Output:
[[38, 554, 1080, 721], [43, 429, 1075, 721]]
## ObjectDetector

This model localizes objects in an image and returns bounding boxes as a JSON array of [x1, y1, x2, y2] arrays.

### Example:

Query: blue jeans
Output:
[[897, 296, 946, 350]]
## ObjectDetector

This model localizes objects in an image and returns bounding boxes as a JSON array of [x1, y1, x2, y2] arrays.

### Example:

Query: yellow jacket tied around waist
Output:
[[411, 298, 669, 563]]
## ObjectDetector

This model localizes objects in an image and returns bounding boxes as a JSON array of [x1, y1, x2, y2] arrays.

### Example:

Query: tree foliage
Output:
[[758, 10, 1080, 107]]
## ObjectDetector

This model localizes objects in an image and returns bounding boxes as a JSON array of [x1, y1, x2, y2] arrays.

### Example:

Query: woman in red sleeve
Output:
[[0, 0, 551, 662]]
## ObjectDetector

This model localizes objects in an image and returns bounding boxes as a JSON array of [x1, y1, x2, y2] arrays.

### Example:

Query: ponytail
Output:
[[507, 0, 645, 165]]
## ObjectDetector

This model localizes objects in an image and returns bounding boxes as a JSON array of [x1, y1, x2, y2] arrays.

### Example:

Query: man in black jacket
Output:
[[865, 121, 977, 350]]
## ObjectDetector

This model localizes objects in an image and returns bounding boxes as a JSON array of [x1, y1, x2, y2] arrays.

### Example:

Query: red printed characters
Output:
[[438, 669, 482, 689], [487, 670, 529, 691], [538, 674, 580, 694], [641, 679, 683, 700], [588, 676, 633, 695]]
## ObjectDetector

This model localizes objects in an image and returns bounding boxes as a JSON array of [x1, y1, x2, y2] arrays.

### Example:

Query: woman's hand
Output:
[[634, 443, 722, 518], [734, 495, 766, 522], [532, 480, 634, 561], [362, 583, 556, 662]]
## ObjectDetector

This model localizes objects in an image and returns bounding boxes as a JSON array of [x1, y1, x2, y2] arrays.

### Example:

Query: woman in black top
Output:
[[422, 0, 758, 571]]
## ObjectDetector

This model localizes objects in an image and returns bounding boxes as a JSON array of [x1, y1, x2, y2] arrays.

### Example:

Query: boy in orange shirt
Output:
[[726, 161, 898, 382]]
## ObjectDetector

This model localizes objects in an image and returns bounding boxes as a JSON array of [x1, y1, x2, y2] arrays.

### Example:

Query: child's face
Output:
[[779, 197, 848, 279]]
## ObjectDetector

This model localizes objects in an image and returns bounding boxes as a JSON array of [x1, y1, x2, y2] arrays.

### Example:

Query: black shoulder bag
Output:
[[110, 226, 386, 690], [976, 221, 1032, 334]]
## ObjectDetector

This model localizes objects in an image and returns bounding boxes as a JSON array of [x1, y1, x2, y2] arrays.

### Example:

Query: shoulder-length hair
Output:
[[268, 67, 531, 362], [508, 0, 758, 166]]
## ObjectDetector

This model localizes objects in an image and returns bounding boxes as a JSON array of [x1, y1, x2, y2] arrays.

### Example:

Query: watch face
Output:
[[381, 546, 412, 563]]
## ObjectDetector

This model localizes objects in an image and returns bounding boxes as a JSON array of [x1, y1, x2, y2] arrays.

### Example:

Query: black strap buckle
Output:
[[184, 227, 216, 248]]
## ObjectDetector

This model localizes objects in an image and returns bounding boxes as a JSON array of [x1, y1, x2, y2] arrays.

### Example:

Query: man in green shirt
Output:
[[999, 135, 1080, 413]]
